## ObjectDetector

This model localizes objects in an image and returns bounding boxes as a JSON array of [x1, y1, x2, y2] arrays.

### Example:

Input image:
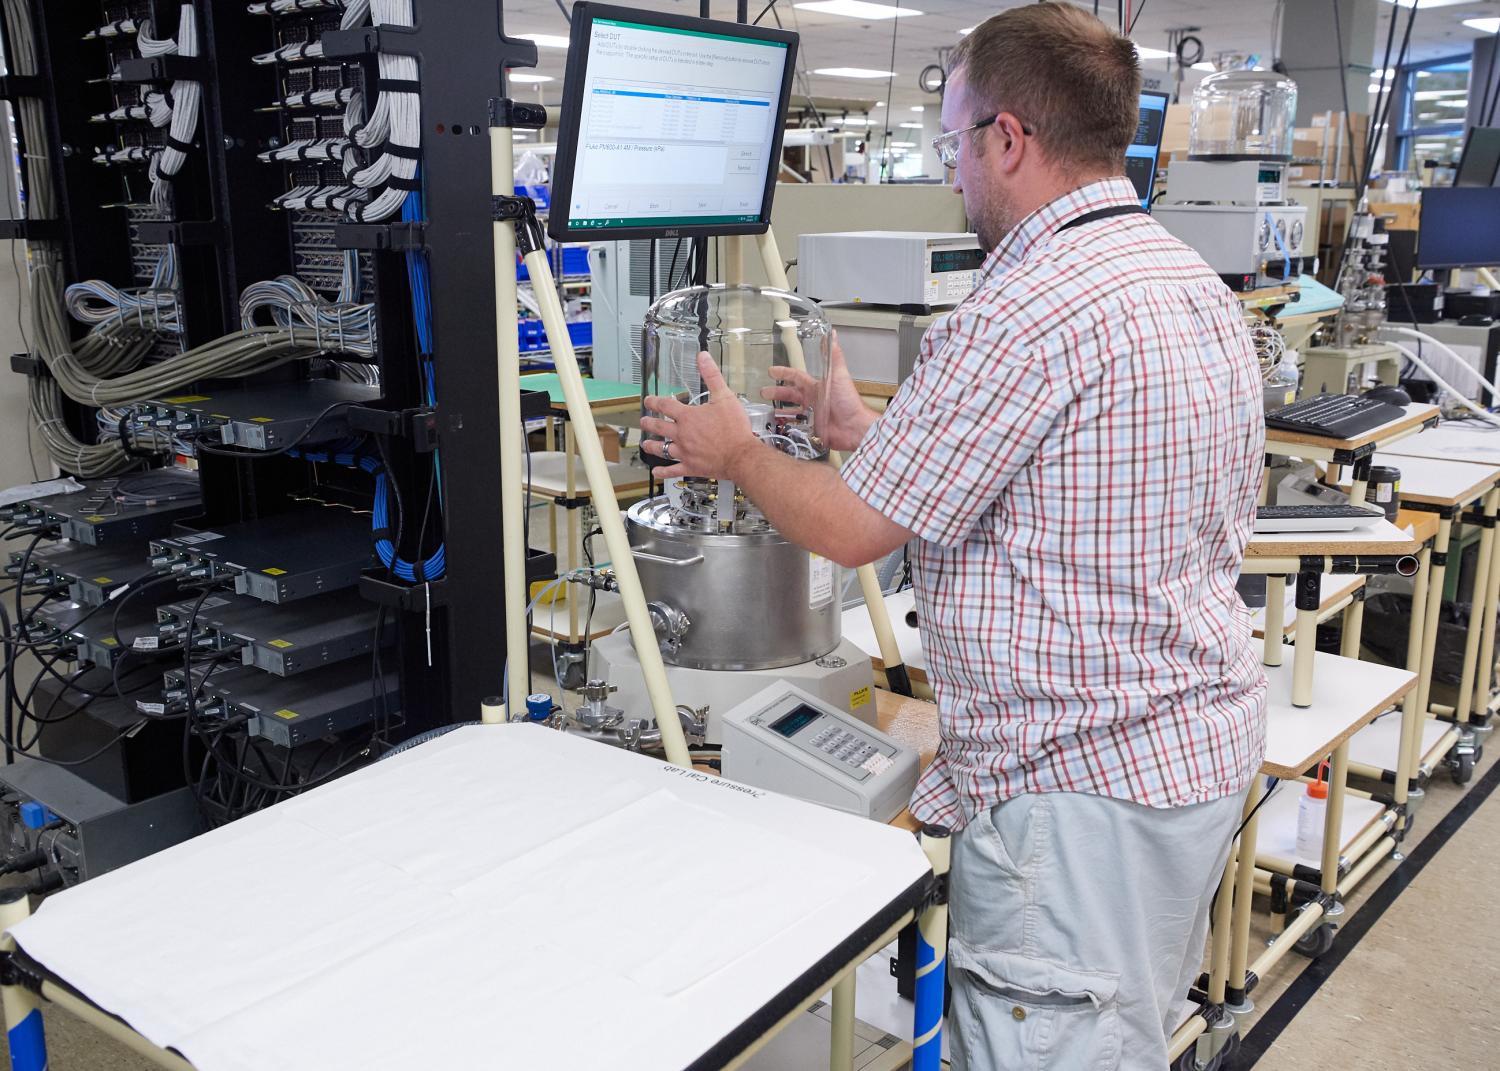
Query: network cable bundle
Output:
[[0, 0, 534, 894]]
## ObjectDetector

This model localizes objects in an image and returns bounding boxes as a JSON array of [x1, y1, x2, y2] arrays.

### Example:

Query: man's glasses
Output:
[[931, 114, 1034, 169]]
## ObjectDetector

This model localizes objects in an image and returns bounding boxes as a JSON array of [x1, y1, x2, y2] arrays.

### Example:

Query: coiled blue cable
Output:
[[288, 446, 445, 581]]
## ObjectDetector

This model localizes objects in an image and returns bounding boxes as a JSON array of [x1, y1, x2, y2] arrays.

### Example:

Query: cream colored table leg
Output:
[[1259, 459, 1272, 507], [1206, 842, 1236, 1006], [830, 974, 855, 1071], [1339, 596, 1366, 659], [1395, 546, 1431, 825], [0, 892, 47, 1071], [1476, 488, 1500, 719], [1456, 494, 1496, 726], [1322, 742, 1350, 898], [545, 415, 558, 561], [1418, 513, 1454, 719], [1291, 573, 1319, 709], [1263, 575, 1287, 667], [1348, 456, 1371, 507], [565, 421, 580, 642], [1227, 781, 1262, 1009]]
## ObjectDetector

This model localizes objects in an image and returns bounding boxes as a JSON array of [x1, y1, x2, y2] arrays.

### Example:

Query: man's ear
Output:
[[992, 112, 1029, 174]]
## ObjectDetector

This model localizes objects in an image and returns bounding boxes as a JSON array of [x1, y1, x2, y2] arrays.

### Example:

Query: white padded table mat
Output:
[[8, 725, 931, 1071]]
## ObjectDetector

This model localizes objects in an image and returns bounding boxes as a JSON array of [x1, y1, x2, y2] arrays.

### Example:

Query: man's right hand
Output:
[[762, 334, 879, 454]]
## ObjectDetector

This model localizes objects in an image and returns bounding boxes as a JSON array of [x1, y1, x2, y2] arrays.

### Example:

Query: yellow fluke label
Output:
[[93, 576, 112, 584], [262, 567, 287, 576], [162, 394, 211, 404], [268, 639, 294, 649], [250, 416, 274, 423], [84, 514, 105, 522], [273, 709, 298, 720], [849, 686, 871, 710]]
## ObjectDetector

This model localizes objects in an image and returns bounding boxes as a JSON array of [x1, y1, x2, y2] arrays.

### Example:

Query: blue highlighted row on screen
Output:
[[591, 89, 771, 107]]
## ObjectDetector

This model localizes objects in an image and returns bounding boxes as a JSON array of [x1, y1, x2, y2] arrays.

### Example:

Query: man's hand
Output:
[[762, 333, 878, 453], [641, 351, 760, 480]]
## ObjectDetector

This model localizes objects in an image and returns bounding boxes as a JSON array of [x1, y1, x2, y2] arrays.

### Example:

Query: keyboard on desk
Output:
[[1264, 393, 1407, 439], [1254, 504, 1387, 534]]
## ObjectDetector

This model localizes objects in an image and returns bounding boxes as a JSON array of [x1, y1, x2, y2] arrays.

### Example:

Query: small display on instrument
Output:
[[770, 703, 821, 737], [930, 248, 985, 273]]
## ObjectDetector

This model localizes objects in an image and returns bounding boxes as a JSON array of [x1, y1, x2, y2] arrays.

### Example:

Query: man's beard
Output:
[[969, 183, 1021, 254]]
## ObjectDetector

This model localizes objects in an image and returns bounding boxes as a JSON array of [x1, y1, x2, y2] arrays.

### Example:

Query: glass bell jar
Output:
[[1188, 69, 1298, 161], [640, 284, 832, 534]]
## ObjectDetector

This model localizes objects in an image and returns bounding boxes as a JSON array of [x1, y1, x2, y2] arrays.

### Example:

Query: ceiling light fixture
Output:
[[1191, 61, 1216, 72], [1134, 45, 1173, 60], [1379, 0, 1472, 9], [509, 73, 553, 83], [516, 33, 569, 48], [795, 1, 921, 19], [1464, 17, 1500, 32], [813, 67, 898, 79]]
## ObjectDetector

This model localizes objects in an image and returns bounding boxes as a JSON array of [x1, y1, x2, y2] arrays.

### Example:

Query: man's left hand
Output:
[[641, 352, 760, 480]]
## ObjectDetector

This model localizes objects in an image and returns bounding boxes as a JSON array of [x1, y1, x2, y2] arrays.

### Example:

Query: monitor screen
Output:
[[547, 3, 798, 242], [1127, 90, 1169, 209], [1416, 187, 1500, 269], [1454, 127, 1500, 188]]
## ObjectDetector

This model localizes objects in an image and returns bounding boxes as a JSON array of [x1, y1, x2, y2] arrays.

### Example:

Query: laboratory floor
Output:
[[3, 717, 1499, 1070]]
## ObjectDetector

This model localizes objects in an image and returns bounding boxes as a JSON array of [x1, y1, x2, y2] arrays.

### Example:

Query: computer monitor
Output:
[[547, 3, 799, 242], [1126, 90, 1169, 209], [1453, 127, 1500, 188], [1416, 187, 1500, 269]]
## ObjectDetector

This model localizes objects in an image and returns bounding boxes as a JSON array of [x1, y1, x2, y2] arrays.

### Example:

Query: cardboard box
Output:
[[1289, 113, 1370, 186], [1369, 201, 1420, 232], [1160, 103, 1193, 158]]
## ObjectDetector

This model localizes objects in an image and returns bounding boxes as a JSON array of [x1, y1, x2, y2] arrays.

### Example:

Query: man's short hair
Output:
[[949, 2, 1141, 175]]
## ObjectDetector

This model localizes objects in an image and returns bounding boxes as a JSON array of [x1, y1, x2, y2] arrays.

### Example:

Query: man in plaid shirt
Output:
[[642, 5, 1266, 1067]]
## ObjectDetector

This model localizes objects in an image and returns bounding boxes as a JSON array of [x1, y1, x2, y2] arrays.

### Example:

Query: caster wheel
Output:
[[1451, 751, 1475, 785], [1475, 742, 1485, 767], [558, 661, 588, 691], [1294, 922, 1336, 959], [1213, 1032, 1241, 1071], [1171, 1028, 1240, 1071]]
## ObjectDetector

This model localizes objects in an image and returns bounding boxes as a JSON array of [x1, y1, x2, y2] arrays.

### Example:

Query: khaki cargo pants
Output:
[[948, 789, 1246, 1070]]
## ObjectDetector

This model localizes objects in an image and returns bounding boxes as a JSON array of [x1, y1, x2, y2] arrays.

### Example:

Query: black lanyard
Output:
[[1057, 204, 1148, 232]]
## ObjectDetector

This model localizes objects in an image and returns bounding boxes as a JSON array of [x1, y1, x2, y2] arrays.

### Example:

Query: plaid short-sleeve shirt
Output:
[[843, 178, 1267, 831]]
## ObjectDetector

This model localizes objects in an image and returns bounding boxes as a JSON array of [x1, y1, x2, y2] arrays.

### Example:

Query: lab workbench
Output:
[[0, 725, 951, 1071], [1380, 426, 1500, 741], [1332, 453, 1500, 787], [1262, 402, 1440, 505]]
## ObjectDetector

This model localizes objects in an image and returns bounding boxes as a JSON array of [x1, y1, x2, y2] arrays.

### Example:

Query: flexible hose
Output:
[[1386, 340, 1500, 427]]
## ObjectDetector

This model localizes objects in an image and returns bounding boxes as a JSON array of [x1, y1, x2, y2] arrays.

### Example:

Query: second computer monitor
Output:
[[1416, 186, 1500, 269], [1127, 90, 1170, 209]]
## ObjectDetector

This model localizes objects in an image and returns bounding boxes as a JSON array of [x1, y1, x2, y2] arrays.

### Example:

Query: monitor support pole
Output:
[[746, 228, 916, 698], [490, 97, 692, 768]]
